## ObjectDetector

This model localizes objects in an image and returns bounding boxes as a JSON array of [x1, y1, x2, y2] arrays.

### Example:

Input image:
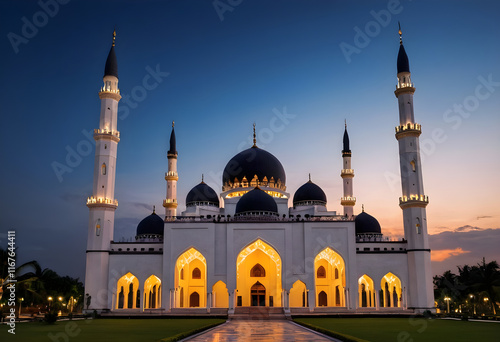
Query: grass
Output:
[[0, 318, 225, 342], [294, 317, 500, 342]]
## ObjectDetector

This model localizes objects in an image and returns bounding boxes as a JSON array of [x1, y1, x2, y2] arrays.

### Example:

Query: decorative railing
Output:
[[94, 128, 120, 139], [86, 196, 118, 207], [395, 123, 421, 134], [341, 169, 354, 175]]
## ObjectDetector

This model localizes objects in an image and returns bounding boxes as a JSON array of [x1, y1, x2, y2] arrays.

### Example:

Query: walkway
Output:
[[183, 320, 338, 341]]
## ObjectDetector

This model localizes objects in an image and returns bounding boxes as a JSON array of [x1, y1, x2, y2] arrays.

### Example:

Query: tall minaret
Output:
[[84, 31, 121, 312], [340, 122, 355, 217], [394, 24, 434, 312], [163, 122, 178, 218]]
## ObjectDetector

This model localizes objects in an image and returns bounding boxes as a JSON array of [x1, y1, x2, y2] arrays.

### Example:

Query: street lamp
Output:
[[470, 294, 476, 315], [444, 297, 451, 314], [48, 296, 53, 310], [19, 298, 24, 317]]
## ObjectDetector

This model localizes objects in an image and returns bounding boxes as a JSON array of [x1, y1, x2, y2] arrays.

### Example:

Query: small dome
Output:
[[104, 46, 118, 78], [293, 181, 327, 206], [397, 44, 410, 74], [235, 187, 278, 216], [136, 212, 163, 237], [223, 147, 286, 189], [355, 211, 382, 235], [186, 182, 219, 207]]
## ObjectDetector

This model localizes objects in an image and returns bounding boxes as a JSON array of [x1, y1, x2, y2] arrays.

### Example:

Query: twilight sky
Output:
[[0, 0, 499, 281]]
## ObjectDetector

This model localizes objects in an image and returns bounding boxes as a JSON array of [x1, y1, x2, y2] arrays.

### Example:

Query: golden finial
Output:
[[345, 119, 347, 129], [153, 205, 156, 214], [398, 22, 402, 45], [308, 173, 311, 182], [172, 121, 175, 128], [201, 174, 204, 183], [362, 204, 365, 212], [112, 29, 116, 47], [252, 123, 257, 147]]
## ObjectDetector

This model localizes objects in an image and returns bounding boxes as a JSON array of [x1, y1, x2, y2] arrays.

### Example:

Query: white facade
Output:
[[84, 32, 435, 315]]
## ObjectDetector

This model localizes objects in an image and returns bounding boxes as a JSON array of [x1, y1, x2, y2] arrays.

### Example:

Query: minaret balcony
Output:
[[94, 129, 120, 142], [341, 196, 356, 206], [341, 169, 354, 177], [395, 123, 421, 139], [165, 171, 179, 181], [399, 194, 428, 209], [163, 199, 178, 208], [98, 89, 122, 101], [86, 196, 118, 209]]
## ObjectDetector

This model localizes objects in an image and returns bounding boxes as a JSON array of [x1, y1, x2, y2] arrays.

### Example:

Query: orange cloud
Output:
[[431, 248, 470, 262]]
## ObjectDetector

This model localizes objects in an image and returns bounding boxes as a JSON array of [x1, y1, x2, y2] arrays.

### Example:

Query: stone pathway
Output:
[[183, 320, 338, 341]]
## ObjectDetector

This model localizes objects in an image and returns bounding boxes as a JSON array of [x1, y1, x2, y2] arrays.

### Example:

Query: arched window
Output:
[[192, 267, 201, 279], [250, 264, 265, 277], [410, 160, 416, 172], [335, 268, 339, 279], [95, 219, 101, 236], [127, 283, 134, 308], [416, 217, 421, 234], [180, 268, 184, 280], [317, 266, 326, 278], [102, 163, 106, 175], [118, 286, 124, 309]]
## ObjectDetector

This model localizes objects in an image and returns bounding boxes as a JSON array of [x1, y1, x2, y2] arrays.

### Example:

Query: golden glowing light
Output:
[[236, 239, 281, 277], [176, 247, 206, 270], [314, 247, 343, 271]]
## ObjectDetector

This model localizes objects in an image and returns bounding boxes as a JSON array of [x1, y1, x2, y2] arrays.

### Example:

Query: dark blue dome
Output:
[[186, 182, 219, 207], [136, 212, 163, 237], [223, 147, 286, 188], [293, 181, 327, 206], [235, 187, 278, 215], [355, 211, 382, 235], [397, 44, 410, 74], [104, 45, 118, 78]]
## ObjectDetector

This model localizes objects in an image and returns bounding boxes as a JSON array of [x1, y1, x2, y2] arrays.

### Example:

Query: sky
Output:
[[0, 0, 499, 281]]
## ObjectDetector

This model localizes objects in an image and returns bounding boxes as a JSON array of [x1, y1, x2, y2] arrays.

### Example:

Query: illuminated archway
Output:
[[358, 275, 375, 308], [380, 272, 402, 308], [116, 272, 139, 309], [236, 239, 282, 307], [174, 247, 206, 308], [212, 281, 229, 308], [144, 275, 161, 309], [289, 280, 307, 307], [314, 248, 345, 307]]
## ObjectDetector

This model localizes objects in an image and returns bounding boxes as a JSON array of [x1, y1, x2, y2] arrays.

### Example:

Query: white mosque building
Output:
[[84, 29, 435, 315]]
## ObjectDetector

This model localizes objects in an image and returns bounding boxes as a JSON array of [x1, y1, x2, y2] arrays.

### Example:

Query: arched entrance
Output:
[[236, 239, 282, 307], [289, 280, 308, 307], [115, 272, 139, 309], [212, 281, 229, 308], [358, 274, 375, 308], [174, 248, 206, 308], [314, 247, 345, 307], [144, 275, 161, 309], [380, 272, 402, 308]]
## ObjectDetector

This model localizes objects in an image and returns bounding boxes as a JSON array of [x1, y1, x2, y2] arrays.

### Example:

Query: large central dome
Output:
[[222, 146, 286, 191]]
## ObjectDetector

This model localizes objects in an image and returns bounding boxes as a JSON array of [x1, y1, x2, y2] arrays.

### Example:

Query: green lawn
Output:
[[294, 317, 500, 342], [0, 318, 225, 342]]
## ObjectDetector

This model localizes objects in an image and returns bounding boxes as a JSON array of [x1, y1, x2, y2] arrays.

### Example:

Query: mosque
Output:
[[83, 29, 435, 315]]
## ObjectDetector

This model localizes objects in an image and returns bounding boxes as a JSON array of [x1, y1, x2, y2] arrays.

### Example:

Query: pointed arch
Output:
[[289, 280, 308, 307], [174, 247, 206, 308], [144, 275, 161, 309], [212, 281, 229, 308], [116, 272, 139, 309], [236, 239, 282, 307], [358, 274, 375, 308], [314, 247, 345, 307], [381, 272, 402, 308]]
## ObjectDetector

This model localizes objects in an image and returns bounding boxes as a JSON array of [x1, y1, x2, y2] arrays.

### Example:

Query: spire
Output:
[[397, 23, 410, 74], [104, 30, 118, 78], [153, 205, 156, 214], [252, 123, 257, 147], [308, 173, 311, 182], [362, 204, 365, 212], [342, 121, 351, 153], [201, 174, 205, 184], [167, 121, 177, 156]]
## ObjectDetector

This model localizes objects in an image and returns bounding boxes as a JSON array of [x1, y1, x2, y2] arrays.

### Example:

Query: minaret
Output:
[[394, 24, 434, 312], [340, 121, 355, 217], [163, 122, 178, 218], [84, 31, 121, 312]]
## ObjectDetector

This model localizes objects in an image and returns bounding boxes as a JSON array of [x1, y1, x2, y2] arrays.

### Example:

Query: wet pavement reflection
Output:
[[184, 320, 336, 341]]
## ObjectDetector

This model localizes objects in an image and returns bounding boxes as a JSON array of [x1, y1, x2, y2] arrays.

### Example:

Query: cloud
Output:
[[429, 228, 500, 276], [431, 248, 470, 262], [477, 215, 493, 220]]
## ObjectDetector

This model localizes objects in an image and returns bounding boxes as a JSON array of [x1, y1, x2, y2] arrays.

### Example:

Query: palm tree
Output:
[[469, 258, 500, 315]]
